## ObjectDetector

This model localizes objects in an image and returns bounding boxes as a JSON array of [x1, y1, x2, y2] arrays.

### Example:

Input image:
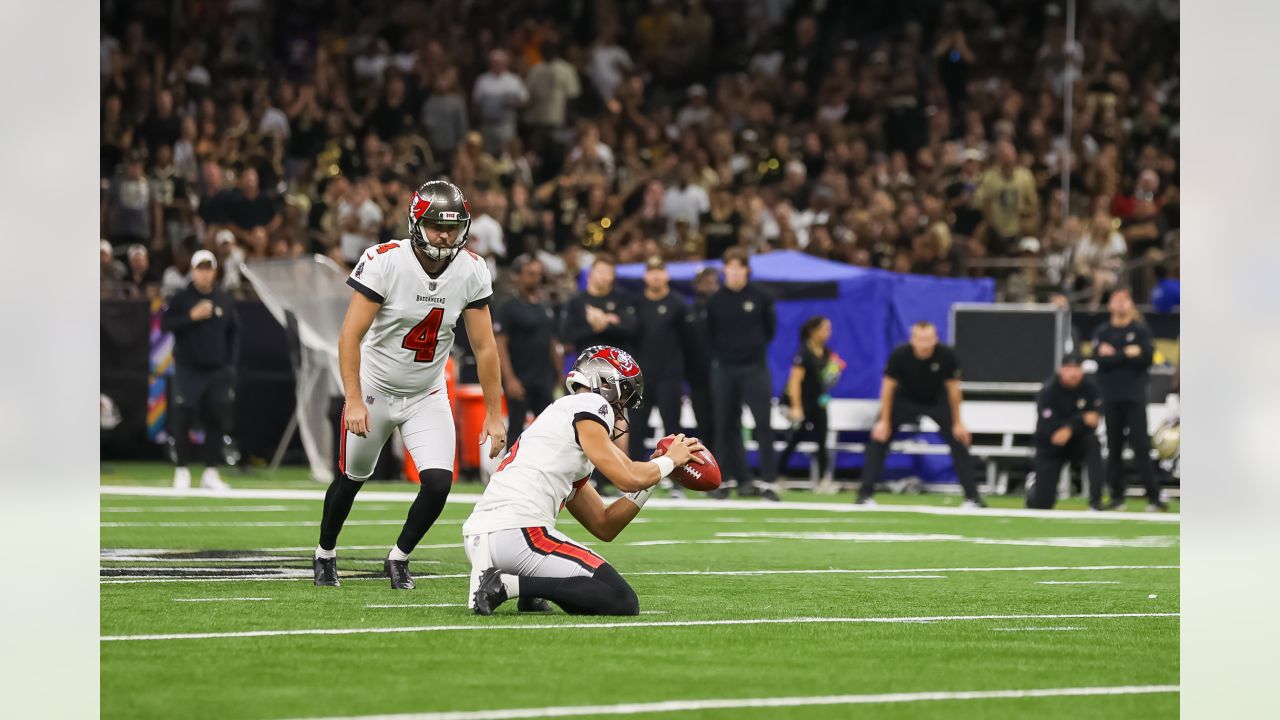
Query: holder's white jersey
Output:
[[346, 240, 492, 396], [463, 392, 616, 535]]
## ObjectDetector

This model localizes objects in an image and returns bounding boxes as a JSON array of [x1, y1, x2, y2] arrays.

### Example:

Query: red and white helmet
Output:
[[565, 345, 645, 412]]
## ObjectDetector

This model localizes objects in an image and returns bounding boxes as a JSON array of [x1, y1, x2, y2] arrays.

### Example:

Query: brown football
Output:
[[654, 435, 722, 492]]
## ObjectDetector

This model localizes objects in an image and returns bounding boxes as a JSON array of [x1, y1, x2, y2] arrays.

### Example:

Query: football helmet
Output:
[[407, 179, 471, 261], [566, 345, 645, 425]]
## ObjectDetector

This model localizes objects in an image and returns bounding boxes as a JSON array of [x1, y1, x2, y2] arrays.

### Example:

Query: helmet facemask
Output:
[[409, 218, 470, 261]]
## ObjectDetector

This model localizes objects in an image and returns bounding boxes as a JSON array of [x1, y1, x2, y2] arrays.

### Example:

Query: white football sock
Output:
[[314, 545, 336, 560], [500, 574, 520, 598], [387, 545, 409, 562]]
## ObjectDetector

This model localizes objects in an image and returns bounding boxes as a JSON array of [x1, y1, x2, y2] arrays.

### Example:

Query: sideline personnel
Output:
[[707, 249, 779, 501], [857, 321, 984, 507], [161, 249, 238, 490], [1092, 288, 1165, 511], [1027, 352, 1104, 510]]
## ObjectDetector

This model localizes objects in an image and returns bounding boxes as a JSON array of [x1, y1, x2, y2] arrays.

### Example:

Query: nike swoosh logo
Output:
[[366, 252, 374, 260]]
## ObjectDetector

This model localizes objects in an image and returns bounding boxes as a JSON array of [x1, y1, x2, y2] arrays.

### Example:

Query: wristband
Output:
[[623, 486, 653, 510], [650, 456, 676, 479]]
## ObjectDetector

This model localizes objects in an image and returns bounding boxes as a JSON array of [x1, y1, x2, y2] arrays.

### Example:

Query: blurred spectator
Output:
[[468, 191, 508, 267], [121, 244, 161, 298], [139, 89, 181, 155], [337, 179, 383, 264], [213, 229, 245, 293], [588, 25, 633, 102], [228, 168, 279, 256], [494, 256, 560, 444], [100, 240, 126, 294], [1073, 211, 1127, 309], [975, 140, 1039, 256], [101, 153, 156, 247], [524, 41, 581, 162], [663, 162, 710, 235], [472, 49, 528, 155], [421, 67, 469, 171]]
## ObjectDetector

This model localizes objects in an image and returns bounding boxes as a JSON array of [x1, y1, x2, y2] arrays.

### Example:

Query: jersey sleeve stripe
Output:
[[572, 411, 611, 447], [465, 295, 492, 310], [346, 277, 385, 304]]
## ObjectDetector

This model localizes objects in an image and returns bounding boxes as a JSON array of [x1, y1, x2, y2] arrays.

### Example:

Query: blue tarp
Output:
[[584, 251, 996, 483]]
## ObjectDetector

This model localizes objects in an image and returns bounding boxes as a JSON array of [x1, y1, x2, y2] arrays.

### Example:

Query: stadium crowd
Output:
[[100, 0, 1179, 309]]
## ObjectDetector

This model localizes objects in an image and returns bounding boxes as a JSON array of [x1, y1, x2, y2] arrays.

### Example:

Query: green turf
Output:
[[102, 463, 1179, 719]]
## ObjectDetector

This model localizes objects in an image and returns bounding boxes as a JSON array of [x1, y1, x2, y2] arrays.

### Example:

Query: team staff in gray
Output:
[[1091, 288, 1166, 511], [706, 249, 780, 501]]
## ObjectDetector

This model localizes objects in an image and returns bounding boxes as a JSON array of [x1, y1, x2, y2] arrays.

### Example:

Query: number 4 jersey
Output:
[[347, 240, 493, 396]]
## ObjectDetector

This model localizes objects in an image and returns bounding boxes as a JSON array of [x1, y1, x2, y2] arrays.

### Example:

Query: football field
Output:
[[101, 464, 1179, 719]]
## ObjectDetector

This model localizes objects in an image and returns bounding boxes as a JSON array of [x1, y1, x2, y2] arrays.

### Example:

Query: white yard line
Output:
[[865, 575, 947, 580], [173, 597, 272, 602], [102, 519, 465, 528], [103, 505, 299, 513], [714, 531, 1177, 549], [1038, 581, 1122, 585], [992, 627, 1086, 632], [99, 486, 1179, 522], [282, 684, 1178, 720], [257, 544, 464, 552], [100, 564, 1179, 585], [366, 599, 465, 604], [101, 612, 1178, 642]]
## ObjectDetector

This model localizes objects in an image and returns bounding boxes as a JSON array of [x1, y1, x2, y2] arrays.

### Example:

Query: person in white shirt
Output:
[[662, 161, 710, 235], [465, 345, 704, 615], [337, 180, 384, 264], [472, 49, 528, 154], [466, 191, 507, 265], [314, 179, 508, 590]]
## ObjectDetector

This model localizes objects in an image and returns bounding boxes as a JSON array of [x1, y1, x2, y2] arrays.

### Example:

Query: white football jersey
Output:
[[463, 392, 616, 535], [347, 240, 493, 396]]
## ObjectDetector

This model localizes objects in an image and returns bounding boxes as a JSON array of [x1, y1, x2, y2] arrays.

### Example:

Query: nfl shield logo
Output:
[[429, 281, 438, 292]]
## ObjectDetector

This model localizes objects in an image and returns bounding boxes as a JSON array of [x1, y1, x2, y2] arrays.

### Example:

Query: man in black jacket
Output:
[[684, 267, 719, 460], [858, 321, 984, 507], [161, 249, 239, 490], [707, 249, 779, 501], [495, 256, 561, 443], [1027, 352, 1105, 510], [629, 257, 693, 462], [560, 254, 637, 356], [1091, 289, 1165, 511]]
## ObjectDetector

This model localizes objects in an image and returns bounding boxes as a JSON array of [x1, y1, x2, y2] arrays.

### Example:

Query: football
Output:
[[654, 435, 722, 492]]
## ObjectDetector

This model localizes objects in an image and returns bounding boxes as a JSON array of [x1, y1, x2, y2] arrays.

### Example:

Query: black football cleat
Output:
[[760, 488, 781, 502], [313, 556, 340, 587], [385, 558, 415, 590], [518, 596, 553, 613], [471, 567, 508, 616], [1105, 498, 1127, 511], [708, 487, 730, 500]]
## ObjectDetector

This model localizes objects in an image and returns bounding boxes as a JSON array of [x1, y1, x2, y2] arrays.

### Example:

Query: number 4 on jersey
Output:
[[402, 308, 444, 362]]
